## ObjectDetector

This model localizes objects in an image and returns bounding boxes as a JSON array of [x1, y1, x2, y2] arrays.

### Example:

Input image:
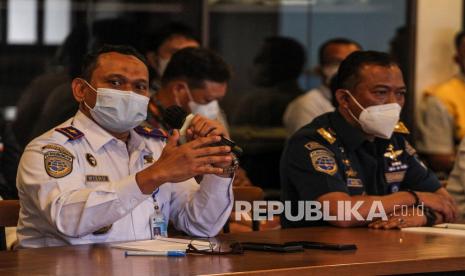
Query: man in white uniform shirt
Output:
[[284, 38, 361, 135], [16, 45, 236, 248]]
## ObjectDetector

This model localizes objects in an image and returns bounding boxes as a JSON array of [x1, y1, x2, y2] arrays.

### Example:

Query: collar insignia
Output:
[[55, 126, 84, 141], [317, 128, 336, 144], [394, 122, 410, 134]]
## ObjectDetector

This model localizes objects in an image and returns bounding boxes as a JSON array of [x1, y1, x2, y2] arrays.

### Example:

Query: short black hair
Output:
[[318, 38, 362, 65], [335, 50, 398, 91], [148, 22, 198, 53], [253, 36, 306, 85], [161, 47, 231, 89], [80, 44, 148, 81], [455, 30, 465, 50]]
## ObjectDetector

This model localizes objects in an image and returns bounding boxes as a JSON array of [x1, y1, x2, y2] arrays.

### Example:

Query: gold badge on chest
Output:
[[143, 154, 154, 164], [86, 153, 97, 167]]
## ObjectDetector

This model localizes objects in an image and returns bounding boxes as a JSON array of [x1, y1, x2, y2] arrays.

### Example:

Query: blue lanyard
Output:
[[151, 188, 159, 203]]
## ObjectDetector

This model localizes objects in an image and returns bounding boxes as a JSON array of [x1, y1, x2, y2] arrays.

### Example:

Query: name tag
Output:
[[347, 178, 363, 188], [385, 171, 406, 184], [86, 175, 109, 182]]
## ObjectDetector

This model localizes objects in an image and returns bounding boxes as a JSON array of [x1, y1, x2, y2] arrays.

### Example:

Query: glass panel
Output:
[[44, 0, 71, 45], [7, 0, 38, 44], [208, 0, 408, 191]]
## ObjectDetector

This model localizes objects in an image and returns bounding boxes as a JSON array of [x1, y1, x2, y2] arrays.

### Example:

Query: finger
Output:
[[189, 135, 222, 149], [186, 128, 194, 142], [190, 114, 202, 125], [211, 160, 233, 168], [194, 145, 231, 157], [196, 155, 232, 165], [199, 123, 217, 137], [166, 129, 180, 148], [195, 121, 209, 137], [370, 220, 387, 229], [193, 165, 224, 175], [190, 115, 207, 135]]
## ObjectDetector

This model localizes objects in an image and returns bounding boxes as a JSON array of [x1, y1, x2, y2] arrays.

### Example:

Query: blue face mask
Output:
[[83, 81, 149, 133]]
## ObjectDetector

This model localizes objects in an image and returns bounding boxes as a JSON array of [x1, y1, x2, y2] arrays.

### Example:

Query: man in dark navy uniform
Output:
[[281, 51, 457, 229]]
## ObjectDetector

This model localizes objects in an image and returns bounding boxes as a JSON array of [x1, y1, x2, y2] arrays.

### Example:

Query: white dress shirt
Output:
[[283, 85, 335, 135], [16, 111, 233, 248]]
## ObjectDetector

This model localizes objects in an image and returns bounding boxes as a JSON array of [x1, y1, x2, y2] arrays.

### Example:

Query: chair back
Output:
[[224, 186, 265, 233], [0, 200, 20, 250]]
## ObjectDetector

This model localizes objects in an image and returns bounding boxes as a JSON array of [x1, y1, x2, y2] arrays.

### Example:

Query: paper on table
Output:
[[111, 237, 213, 252], [434, 223, 465, 230], [401, 226, 465, 236]]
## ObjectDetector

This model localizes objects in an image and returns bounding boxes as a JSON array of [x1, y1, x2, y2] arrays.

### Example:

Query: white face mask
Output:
[[186, 88, 220, 120], [82, 81, 149, 133], [321, 64, 339, 85], [157, 57, 170, 77], [345, 91, 401, 139]]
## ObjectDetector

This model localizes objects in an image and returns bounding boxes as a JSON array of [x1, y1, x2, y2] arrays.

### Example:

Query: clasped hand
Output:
[[147, 115, 234, 183]]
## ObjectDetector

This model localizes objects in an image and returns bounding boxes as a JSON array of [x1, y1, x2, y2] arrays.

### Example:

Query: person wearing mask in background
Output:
[[281, 51, 457, 229], [144, 22, 200, 92], [16, 45, 237, 248], [148, 47, 230, 133], [147, 47, 251, 187], [231, 36, 306, 127], [417, 30, 465, 175], [283, 38, 361, 135]]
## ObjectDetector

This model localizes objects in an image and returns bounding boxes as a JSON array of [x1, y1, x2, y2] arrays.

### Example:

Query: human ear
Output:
[[71, 78, 86, 102], [335, 89, 350, 109]]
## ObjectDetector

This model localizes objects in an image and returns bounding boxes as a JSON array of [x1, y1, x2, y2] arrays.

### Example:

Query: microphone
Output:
[[163, 105, 243, 157]]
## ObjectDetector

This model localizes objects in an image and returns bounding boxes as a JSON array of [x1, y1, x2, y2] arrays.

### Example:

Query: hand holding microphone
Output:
[[163, 105, 243, 157]]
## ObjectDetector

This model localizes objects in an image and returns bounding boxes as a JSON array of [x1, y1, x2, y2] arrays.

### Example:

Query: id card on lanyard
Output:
[[150, 188, 167, 238]]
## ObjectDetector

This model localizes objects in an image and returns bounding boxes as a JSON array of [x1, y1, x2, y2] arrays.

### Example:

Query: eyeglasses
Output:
[[186, 238, 243, 255]]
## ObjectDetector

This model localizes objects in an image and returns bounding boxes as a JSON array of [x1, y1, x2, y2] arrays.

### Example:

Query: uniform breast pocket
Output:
[[385, 170, 407, 193]]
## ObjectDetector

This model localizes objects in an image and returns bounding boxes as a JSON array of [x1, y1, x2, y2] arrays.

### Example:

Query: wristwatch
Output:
[[222, 153, 239, 175]]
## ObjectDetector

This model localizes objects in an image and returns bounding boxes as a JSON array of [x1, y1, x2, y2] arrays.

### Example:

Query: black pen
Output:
[[285, 241, 357, 251]]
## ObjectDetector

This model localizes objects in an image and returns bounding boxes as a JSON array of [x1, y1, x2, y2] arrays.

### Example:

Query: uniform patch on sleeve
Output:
[[310, 149, 338, 175], [42, 144, 74, 158], [44, 149, 73, 178]]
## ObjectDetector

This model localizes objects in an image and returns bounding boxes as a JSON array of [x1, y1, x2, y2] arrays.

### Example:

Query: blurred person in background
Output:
[[284, 38, 361, 135], [231, 36, 306, 127], [417, 30, 465, 175]]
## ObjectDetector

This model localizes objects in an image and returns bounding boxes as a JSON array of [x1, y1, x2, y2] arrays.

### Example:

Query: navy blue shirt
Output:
[[280, 111, 441, 228]]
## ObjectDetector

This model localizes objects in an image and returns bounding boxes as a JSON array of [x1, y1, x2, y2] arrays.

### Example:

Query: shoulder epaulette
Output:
[[134, 125, 168, 139], [316, 128, 336, 144], [55, 126, 84, 141], [394, 122, 410, 134]]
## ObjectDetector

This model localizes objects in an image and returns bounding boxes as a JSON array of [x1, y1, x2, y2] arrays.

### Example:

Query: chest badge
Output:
[[384, 144, 403, 161], [342, 158, 358, 178], [86, 153, 97, 167], [144, 154, 154, 164]]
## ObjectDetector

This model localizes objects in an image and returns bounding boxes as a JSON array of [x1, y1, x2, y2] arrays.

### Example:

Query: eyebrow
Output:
[[372, 84, 406, 90], [105, 73, 148, 84]]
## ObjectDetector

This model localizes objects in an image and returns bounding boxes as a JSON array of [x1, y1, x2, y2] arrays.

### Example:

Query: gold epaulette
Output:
[[316, 128, 336, 144], [394, 122, 410, 134]]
